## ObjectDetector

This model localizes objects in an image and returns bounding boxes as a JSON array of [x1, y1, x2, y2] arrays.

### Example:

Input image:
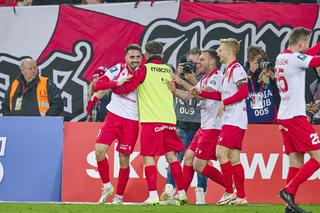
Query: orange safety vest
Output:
[[9, 76, 49, 116]]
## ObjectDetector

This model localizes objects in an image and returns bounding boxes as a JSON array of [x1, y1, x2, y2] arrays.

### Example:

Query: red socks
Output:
[[201, 165, 224, 187], [169, 161, 184, 191], [182, 165, 194, 192], [286, 167, 300, 184], [232, 164, 245, 198], [97, 157, 110, 183], [220, 161, 233, 193], [285, 158, 320, 195], [116, 167, 130, 195], [145, 165, 157, 191]]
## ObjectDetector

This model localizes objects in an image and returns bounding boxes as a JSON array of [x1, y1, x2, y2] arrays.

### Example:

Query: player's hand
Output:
[[189, 86, 200, 96], [166, 80, 176, 92], [117, 74, 132, 86], [184, 72, 197, 84], [171, 73, 182, 85], [216, 102, 225, 118]]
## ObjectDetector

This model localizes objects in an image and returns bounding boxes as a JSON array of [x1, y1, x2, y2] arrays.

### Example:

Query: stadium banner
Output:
[[0, 116, 64, 202], [0, 2, 319, 121], [62, 123, 320, 204]]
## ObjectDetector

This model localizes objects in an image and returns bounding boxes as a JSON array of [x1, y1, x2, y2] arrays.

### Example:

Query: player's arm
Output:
[[305, 43, 320, 56], [94, 75, 118, 92], [222, 79, 248, 106], [190, 87, 222, 101], [112, 66, 146, 94], [308, 56, 320, 68], [166, 78, 193, 100]]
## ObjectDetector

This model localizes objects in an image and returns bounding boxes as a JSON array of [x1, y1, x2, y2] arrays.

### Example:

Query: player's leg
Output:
[[95, 143, 114, 204], [216, 144, 234, 205], [141, 156, 160, 205], [112, 153, 130, 204], [228, 149, 247, 206], [182, 148, 195, 192], [165, 151, 188, 205]]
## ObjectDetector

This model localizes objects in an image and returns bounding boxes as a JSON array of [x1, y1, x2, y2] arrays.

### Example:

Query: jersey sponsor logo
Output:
[[150, 66, 171, 73], [297, 54, 307, 61]]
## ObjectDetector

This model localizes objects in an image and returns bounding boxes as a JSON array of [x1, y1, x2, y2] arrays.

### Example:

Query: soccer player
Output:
[[168, 49, 225, 196], [93, 44, 142, 204], [113, 41, 187, 205], [275, 27, 320, 213], [191, 38, 249, 205]]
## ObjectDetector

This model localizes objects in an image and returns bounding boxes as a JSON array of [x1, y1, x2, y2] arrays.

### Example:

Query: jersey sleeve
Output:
[[294, 53, 313, 69], [232, 66, 248, 85], [206, 74, 221, 91], [104, 64, 120, 81]]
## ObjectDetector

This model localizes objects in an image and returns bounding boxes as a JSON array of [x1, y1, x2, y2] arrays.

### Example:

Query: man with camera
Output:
[[160, 47, 208, 205], [245, 46, 280, 124]]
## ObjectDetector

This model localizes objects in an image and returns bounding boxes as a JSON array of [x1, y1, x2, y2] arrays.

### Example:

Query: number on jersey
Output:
[[275, 68, 288, 93]]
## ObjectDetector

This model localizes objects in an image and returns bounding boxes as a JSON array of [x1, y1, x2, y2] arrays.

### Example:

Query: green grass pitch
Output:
[[0, 203, 320, 213]]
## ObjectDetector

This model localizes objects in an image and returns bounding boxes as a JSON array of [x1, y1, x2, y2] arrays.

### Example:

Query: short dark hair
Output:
[[145, 41, 163, 55], [125, 44, 142, 54], [289, 27, 311, 45], [202, 49, 219, 62], [187, 47, 201, 57]]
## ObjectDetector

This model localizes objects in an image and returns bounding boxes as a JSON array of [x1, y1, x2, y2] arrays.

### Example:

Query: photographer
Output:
[[245, 46, 280, 123], [160, 47, 208, 205], [306, 66, 320, 124]]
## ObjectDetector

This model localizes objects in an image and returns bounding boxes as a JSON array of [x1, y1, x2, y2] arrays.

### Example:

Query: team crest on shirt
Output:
[[297, 54, 307, 61]]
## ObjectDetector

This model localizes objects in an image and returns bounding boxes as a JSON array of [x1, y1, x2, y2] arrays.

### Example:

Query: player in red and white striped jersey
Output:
[[275, 27, 320, 213], [93, 44, 142, 205], [191, 38, 249, 206]]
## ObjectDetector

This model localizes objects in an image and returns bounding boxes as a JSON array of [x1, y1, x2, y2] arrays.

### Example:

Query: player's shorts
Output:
[[188, 128, 220, 161], [96, 112, 139, 155], [217, 125, 245, 150], [278, 116, 320, 154], [140, 123, 184, 156]]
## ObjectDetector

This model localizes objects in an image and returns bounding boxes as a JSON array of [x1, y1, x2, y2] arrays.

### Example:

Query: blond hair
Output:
[[289, 27, 311, 45], [220, 38, 240, 56]]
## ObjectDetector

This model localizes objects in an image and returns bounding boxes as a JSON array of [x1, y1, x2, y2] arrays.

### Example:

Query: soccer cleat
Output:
[[285, 206, 295, 213], [177, 194, 188, 205], [160, 184, 175, 201], [216, 192, 236, 206], [159, 199, 180, 205], [141, 197, 160, 205], [111, 194, 123, 205], [98, 186, 114, 204], [195, 187, 206, 205], [279, 189, 312, 213], [228, 196, 248, 206]]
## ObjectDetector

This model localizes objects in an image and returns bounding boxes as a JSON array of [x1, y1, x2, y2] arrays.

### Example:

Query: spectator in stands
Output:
[[245, 46, 280, 123], [306, 67, 320, 124], [86, 66, 111, 122], [160, 47, 208, 205], [31, 0, 76, 5], [83, 0, 103, 4], [17, 0, 32, 6], [1, 57, 63, 116]]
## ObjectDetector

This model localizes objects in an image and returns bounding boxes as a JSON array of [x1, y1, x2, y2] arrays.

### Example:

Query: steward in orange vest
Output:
[[1, 58, 63, 116]]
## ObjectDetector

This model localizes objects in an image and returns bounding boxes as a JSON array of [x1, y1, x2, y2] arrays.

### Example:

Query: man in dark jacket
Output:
[[1, 58, 63, 116]]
